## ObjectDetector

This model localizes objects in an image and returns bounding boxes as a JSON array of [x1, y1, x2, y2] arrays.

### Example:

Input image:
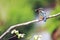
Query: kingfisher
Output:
[[35, 8, 46, 22]]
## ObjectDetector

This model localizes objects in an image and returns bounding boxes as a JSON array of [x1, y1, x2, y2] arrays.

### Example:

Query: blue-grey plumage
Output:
[[35, 8, 47, 22], [39, 10, 46, 22]]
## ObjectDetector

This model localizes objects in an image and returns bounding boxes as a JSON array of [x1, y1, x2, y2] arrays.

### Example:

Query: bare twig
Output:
[[47, 13, 60, 18], [0, 13, 60, 39]]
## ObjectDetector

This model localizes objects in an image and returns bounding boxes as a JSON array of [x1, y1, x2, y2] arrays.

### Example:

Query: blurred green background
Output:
[[0, 0, 60, 40]]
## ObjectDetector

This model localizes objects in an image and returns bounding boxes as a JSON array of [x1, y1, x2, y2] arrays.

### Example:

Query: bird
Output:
[[35, 8, 47, 22]]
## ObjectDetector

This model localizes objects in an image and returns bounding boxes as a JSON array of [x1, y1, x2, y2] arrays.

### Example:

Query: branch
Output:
[[47, 13, 60, 18], [0, 13, 60, 39]]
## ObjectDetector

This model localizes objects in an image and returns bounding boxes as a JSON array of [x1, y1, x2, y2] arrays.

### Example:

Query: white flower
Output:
[[18, 34, 22, 38], [18, 34, 25, 38], [21, 34, 25, 38], [11, 29, 25, 39], [15, 30, 19, 35], [34, 35, 38, 40], [11, 29, 16, 34], [34, 35, 42, 40]]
